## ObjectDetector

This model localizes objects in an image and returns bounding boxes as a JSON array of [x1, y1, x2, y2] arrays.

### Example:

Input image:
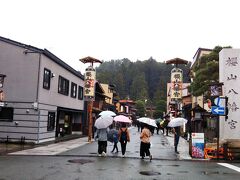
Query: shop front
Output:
[[56, 107, 83, 137]]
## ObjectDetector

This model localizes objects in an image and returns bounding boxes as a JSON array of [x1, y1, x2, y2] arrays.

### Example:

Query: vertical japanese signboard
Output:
[[84, 66, 96, 101], [171, 68, 183, 99], [219, 49, 240, 140]]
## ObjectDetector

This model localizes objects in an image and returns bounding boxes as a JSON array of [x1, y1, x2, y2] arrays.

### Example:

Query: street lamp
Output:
[[0, 74, 6, 88]]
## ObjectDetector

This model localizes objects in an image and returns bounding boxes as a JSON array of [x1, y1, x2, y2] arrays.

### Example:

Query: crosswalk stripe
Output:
[[218, 163, 240, 172]]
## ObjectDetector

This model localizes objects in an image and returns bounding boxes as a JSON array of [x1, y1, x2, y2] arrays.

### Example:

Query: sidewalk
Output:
[[164, 133, 192, 160], [9, 137, 89, 155]]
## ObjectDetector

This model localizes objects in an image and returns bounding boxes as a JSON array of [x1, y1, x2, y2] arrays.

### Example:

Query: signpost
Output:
[[80, 56, 102, 142], [211, 96, 228, 116], [210, 96, 228, 159]]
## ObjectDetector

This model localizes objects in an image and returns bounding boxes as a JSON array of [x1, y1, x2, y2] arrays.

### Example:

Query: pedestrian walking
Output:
[[94, 128, 109, 156], [140, 124, 152, 161], [111, 128, 119, 153], [118, 123, 130, 157], [173, 126, 180, 154], [156, 121, 160, 134]]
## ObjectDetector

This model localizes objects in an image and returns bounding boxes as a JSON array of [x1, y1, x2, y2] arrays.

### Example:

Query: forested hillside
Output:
[[96, 57, 191, 105]]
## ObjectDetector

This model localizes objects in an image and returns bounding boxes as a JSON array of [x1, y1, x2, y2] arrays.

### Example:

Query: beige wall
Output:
[[101, 83, 113, 104]]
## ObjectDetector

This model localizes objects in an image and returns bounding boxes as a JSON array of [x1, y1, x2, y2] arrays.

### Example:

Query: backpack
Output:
[[120, 129, 127, 142]]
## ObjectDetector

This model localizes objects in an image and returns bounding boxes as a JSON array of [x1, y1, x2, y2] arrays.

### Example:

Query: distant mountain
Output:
[[96, 57, 191, 104]]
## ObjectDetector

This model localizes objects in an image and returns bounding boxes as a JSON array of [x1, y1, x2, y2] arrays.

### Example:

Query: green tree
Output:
[[130, 73, 148, 100], [135, 100, 146, 118], [153, 99, 166, 119], [189, 46, 231, 97]]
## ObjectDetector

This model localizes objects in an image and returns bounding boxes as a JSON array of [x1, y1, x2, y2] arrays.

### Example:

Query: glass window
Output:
[[47, 112, 55, 131], [71, 82, 77, 98], [58, 76, 69, 96], [43, 68, 51, 90], [78, 86, 83, 100], [0, 107, 13, 121]]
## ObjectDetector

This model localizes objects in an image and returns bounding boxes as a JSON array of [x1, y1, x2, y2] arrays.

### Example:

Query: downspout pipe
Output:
[[36, 53, 41, 143]]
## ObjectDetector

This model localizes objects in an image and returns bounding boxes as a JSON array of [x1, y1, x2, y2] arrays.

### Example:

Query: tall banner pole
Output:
[[80, 57, 102, 143], [88, 100, 93, 142]]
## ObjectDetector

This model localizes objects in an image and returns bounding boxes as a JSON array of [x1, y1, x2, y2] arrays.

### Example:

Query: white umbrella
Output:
[[99, 110, 116, 117], [167, 117, 188, 127], [137, 117, 157, 128], [114, 115, 132, 123], [94, 116, 113, 129]]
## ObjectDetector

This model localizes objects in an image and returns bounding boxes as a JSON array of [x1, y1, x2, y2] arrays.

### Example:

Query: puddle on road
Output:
[[201, 171, 219, 175], [139, 171, 161, 176], [68, 159, 94, 165], [201, 171, 223, 175], [178, 171, 188, 173]]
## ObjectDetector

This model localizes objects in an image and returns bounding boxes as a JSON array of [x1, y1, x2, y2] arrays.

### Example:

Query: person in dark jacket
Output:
[[173, 126, 180, 154]]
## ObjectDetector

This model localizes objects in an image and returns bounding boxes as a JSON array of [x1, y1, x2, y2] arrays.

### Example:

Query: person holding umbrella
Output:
[[94, 128, 109, 156], [118, 123, 130, 157], [173, 126, 180, 154], [94, 115, 113, 157], [168, 117, 188, 154], [140, 124, 152, 161]]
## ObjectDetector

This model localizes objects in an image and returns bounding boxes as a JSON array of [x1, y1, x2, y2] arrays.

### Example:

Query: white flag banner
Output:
[[219, 49, 240, 140]]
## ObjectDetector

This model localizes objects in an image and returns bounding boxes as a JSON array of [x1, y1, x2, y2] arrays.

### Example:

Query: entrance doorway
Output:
[[63, 114, 72, 135]]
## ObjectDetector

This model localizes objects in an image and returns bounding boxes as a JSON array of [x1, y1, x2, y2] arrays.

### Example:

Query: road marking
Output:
[[218, 163, 240, 172]]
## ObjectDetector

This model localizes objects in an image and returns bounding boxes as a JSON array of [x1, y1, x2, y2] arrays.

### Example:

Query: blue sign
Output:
[[214, 97, 226, 107], [211, 106, 225, 115]]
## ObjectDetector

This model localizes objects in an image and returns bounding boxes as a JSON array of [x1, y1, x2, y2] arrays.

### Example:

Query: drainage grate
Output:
[[68, 159, 94, 164]]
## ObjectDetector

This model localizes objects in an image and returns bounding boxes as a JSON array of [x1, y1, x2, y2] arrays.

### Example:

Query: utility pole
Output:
[[79, 57, 102, 142]]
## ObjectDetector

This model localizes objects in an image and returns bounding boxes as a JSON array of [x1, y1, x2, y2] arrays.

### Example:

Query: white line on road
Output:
[[218, 163, 240, 172]]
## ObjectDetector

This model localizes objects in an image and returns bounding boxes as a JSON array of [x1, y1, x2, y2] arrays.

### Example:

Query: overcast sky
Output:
[[1, 0, 240, 73]]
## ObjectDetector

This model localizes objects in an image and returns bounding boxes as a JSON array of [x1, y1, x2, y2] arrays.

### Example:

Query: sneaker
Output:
[[102, 152, 106, 157], [150, 155, 152, 161], [98, 154, 101, 157], [122, 154, 125, 158]]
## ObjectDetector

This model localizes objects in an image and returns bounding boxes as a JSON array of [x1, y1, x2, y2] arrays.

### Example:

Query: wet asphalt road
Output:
[[0, 127, 240, 179], [60, 126, 178, 160], [0, 155, 239, 180]]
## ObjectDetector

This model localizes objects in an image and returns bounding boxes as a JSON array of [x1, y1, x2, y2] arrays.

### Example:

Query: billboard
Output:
[[192, 133, 205, 158]]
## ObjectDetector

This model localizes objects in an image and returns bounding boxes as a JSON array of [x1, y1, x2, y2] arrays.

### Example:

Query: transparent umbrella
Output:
[[137, 117, 157, 128], [167, 117, 188, 127], [99, 110, 116, 117], [94, 116, 113, 129]]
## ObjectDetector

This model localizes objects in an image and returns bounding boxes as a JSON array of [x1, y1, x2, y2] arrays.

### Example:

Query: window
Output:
[[0, 107, 13, 121], [71, 82, 77, 98], [78, 86, 83, 100], [43, 68, 51, 89], [58, 76, 69, 96], [47, 112, 55, 131]]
